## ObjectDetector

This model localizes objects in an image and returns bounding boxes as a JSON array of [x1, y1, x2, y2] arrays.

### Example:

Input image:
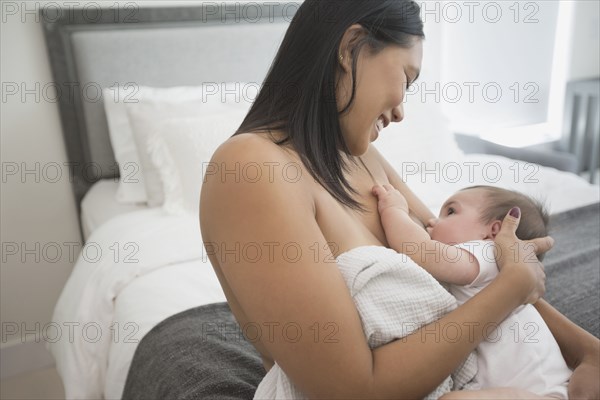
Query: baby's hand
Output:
[[372, 184, 409, 215]]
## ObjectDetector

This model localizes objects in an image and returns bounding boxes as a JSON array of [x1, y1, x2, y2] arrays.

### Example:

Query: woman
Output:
[[199, 0, 600, 398]]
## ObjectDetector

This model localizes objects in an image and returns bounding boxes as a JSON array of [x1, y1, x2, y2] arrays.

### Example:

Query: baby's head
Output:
[[428, 186, 549, 258]]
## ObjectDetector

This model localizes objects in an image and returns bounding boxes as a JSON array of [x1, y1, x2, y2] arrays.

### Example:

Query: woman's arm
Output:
[[201, 136, 547, 399], [533, 299, 600, 400], [493, 212, 599, 397]]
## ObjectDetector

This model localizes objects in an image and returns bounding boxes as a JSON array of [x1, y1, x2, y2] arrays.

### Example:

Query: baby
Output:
[[372, 184, 571, 399]]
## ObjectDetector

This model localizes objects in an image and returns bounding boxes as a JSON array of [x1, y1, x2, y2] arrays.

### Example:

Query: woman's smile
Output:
[[373, 115, 388, 141]]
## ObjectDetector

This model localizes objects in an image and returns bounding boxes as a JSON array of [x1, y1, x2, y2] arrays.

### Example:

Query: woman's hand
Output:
[[493, 207, 553, 305]]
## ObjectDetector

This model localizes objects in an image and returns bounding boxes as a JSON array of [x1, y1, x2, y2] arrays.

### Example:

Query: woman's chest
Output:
[[312, 159, 390, 257]]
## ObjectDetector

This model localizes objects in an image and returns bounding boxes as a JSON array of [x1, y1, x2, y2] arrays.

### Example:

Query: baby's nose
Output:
[[427, 218, 438, 227]]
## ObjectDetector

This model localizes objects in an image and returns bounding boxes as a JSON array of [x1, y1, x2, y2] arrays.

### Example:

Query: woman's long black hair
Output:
[[234, 0, 425, 211]]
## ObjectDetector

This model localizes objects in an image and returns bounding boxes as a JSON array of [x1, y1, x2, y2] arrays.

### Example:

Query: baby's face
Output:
[[427, 189, 494, 245]]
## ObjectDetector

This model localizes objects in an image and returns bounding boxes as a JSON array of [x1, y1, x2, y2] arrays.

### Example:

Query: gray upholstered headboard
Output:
[[40, 3, 297, 214]]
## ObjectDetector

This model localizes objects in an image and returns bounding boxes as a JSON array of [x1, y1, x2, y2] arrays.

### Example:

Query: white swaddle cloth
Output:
[[253, 245, 477, 399]]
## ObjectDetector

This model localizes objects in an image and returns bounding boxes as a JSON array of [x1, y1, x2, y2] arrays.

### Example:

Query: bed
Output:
[[41, 3, 600, 399]]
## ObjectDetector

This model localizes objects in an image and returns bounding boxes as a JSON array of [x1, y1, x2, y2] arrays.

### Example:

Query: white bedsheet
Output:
[[51, 154, 599, 400], [386, 153, 600, 215], [80, 180, 147, 240], [106, 259, 226, 399], [50, 208, 225, 399]]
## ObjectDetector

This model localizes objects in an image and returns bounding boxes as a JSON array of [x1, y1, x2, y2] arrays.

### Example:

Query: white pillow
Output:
[[147, 110, 248, 216], [103, 83, 257, 204], [125, 100, 249, 207]]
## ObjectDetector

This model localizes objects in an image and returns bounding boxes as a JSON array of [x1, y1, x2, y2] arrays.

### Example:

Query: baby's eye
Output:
[[447, 207, 456, 215]]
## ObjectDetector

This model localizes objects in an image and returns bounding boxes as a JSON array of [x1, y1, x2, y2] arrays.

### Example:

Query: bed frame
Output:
[[40, 3, 297, 237], [557, 78, 600, 183]]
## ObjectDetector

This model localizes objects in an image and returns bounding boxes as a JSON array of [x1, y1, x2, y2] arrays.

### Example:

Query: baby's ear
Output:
[[489, 220, 502, 239]]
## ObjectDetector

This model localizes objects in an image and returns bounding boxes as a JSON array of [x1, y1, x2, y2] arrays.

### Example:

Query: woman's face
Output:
[[337, 38, 423, 156]]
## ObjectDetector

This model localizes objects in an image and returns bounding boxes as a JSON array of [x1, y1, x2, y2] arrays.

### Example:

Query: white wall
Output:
[[0, 0, 246, 379], [1, 0, 81, 351]]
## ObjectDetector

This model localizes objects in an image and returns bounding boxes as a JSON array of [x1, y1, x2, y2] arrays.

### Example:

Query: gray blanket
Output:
[[543, 202, 599, 337], [122, 203, 599, 399], [123, 302, 263, 399]]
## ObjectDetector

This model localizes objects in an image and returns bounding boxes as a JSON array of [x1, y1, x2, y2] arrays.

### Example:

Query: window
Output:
[[437, 0, 568, 147]]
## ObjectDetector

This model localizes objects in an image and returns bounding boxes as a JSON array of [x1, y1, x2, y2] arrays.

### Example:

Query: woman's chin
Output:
[[371, 125, 380, 142], [347, 141, 370, 156], [344, 130, 377, 156], [370, 131, 377, 143]]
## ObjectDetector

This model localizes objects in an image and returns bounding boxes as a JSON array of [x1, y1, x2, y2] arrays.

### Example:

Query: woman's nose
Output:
[[391, 104, 404, 123]]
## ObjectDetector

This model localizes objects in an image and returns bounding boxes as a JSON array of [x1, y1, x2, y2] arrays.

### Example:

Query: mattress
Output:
[[51, 154, 600, 399], [80, 180, 148, 240]]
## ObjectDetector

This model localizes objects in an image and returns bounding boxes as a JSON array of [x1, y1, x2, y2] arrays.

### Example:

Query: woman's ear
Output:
[[487, 220, 502, 239], [338, 24, 367, 72]]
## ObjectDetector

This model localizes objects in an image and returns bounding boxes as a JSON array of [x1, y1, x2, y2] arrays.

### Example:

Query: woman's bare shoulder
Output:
[[212, 131, 294, 164], [200, 131, 314, 237]]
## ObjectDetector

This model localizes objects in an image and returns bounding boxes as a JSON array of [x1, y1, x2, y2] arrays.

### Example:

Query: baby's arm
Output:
[[372, 184, 479, 285]]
